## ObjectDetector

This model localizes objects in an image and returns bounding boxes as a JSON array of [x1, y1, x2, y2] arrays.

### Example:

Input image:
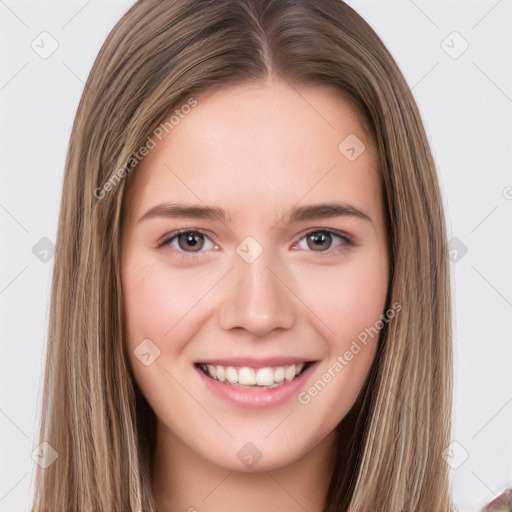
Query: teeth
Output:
[[255, 367, 274, 386], [274, 366, 285, 383], [226, 366, 238, 384], [284, 365, 296, 381], [206, 365, 217, 379], [216, 365, 226, 382], [200, 362, 307, 387], [238, 367, 256, 385]]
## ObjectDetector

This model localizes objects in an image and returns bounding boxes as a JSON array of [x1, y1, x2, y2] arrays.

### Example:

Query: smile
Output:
[[197, 362, 312, 388], [194, 357, 318, 408]]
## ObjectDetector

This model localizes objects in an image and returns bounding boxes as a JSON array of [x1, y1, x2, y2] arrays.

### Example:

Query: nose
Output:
[[218, 250, 296, 337]]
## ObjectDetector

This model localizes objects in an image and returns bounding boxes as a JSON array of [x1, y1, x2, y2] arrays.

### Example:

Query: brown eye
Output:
[[306, 231, 332, 251], [157, 228, 218, 260], [294, 229, 355, 255], [177, 231, 205, 252]]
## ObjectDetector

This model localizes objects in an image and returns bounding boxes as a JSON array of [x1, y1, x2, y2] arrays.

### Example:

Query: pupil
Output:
[[179, 232, 204, 252], [308, 232, 331, 251]]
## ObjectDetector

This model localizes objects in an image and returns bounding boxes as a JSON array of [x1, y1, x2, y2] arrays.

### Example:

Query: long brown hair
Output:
[[31, 1, 454, 510]]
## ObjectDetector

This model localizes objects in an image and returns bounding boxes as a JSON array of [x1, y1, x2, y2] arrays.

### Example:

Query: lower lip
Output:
[[195, 364, 316, 409]]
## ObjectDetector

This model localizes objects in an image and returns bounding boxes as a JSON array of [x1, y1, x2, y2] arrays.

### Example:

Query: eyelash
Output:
[[157, 228, 357, 261]]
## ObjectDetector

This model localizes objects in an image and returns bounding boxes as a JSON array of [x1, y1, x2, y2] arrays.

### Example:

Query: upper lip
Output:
[[195, 357, 316, 368]]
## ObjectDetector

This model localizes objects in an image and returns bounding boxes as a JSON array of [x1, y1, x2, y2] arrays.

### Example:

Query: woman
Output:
[[31, 1, 455, 510]]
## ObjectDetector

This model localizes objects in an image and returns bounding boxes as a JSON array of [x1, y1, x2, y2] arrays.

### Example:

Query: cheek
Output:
[[121, 255, 204, 410], [122, 254, 212, 348], [292, 264, 387, 430], [299, 251, 389, 347], [292, 249, 388, 421], [123, 262, 171, 343]]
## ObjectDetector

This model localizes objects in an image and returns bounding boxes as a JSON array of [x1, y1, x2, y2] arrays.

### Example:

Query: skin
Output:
[[120, 79, 389, 512]]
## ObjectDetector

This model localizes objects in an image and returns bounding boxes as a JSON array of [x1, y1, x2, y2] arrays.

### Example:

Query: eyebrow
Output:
[[137, 201, 373, 225]]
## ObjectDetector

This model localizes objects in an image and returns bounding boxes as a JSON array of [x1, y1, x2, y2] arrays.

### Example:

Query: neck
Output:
[[151, 425, 337, 512]]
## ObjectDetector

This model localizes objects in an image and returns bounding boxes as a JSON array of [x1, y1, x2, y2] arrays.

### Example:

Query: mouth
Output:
[[195, 361, 314, 389]]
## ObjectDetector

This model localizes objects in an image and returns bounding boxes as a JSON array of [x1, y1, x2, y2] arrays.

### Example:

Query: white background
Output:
[[0, 1, 511, 511]]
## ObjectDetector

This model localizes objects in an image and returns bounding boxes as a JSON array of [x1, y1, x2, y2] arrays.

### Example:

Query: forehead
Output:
[[123, 80, 381, 224]]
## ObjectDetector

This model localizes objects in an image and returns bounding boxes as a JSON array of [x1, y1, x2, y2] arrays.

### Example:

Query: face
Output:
[[120, 79, 389, 472]]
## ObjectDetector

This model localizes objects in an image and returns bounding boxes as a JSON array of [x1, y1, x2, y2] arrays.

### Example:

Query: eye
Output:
[[157, 227, 356, 260], [157, 229, 218, 259], [294, 229, 355, 255]]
